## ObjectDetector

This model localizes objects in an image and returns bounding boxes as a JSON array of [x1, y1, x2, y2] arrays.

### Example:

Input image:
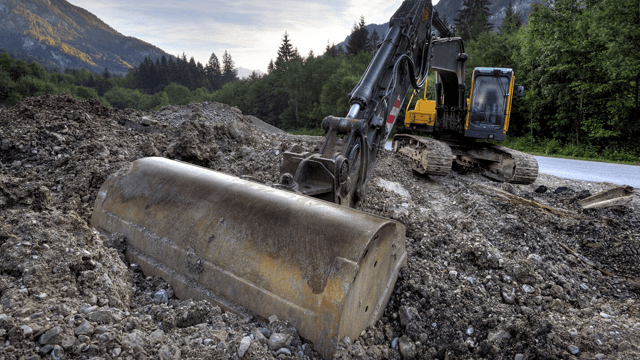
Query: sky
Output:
[[68, 0, 439, 73]]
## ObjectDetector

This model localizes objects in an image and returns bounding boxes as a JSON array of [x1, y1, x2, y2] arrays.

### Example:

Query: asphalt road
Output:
[[385, 141, 639, 188], [534, 156, 640, 189]]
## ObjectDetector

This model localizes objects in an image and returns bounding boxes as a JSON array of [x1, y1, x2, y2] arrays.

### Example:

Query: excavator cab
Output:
[[464, 68, 523, 141]]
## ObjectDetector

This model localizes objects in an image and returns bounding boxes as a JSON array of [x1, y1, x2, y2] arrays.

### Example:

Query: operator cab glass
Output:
[[469, 68, 512, 129]]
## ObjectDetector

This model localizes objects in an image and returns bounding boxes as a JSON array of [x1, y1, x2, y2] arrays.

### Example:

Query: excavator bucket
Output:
[[91, 157, 406, 358]]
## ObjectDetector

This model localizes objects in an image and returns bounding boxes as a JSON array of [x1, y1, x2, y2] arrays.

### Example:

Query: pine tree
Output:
[[324, 41, 340, 58], [206, 52, 222, 91], [275, 32, 300, 71], [453, 0, 494, 42], [222, 50, 238, 85], [347, 16, 369, 55], [500, 2, 522, 34], [368, 29, 381, 54]]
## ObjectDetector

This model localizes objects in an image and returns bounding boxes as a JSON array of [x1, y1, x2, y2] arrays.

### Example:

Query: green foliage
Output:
[[347, 16, 370, 55], [164, 83, 193, 105], [454, 0, 494, 41], [500, 1, 522, 35]]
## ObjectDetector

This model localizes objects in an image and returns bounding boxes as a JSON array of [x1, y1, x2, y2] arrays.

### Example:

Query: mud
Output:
[[1, 94, 638, 359]]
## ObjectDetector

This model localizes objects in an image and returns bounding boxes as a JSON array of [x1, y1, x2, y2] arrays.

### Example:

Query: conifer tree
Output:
[[276, 32, 300, 70], [347, 16, 369, 55], [222, 50, 238, 84], [500, 2, 522, 34], [453, 0, 494, 42], [368, 29, 381, 54], [324, 41, 340, 58], [206, 52, 222, 90]]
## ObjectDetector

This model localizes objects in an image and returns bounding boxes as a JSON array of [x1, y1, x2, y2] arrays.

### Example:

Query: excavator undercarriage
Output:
[[393, 135, 538, 184]]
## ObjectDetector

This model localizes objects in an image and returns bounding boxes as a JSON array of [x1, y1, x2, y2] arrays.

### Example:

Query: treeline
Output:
[[0, 49, 242, 111], [130, 51, 238, 93]]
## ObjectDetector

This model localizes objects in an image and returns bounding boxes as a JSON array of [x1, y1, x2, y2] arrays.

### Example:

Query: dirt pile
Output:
[[1, 94, 639, 359]]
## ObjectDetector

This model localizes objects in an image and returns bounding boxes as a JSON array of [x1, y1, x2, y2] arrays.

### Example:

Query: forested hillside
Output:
[[0, 0, 169, 74], [1, 0, 638, 161]]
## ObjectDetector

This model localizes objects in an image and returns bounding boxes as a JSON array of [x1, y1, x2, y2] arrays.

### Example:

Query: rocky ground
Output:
[[0, 95, 638, 360]]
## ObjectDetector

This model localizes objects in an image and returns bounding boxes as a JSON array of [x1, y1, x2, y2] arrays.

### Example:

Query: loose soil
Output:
[[1, 95, 638, 360]]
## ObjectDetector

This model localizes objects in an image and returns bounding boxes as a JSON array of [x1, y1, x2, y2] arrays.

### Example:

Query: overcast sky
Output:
[[68, 0, 439, 73]]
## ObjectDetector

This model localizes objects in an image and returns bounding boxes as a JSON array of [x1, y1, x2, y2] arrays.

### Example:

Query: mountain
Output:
[[434, 0, 535, 29], [332, 0, 535, 52], [0, 0, 170, 74]]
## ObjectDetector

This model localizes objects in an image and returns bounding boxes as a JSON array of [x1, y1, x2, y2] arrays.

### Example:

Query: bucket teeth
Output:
[[91, 157, 406, 359]]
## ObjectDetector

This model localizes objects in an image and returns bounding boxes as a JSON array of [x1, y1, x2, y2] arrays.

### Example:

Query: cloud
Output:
[[67, 0, 411, 72]]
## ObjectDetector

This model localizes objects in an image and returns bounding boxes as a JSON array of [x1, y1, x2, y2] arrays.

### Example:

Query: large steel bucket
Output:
[[91, 157, 406, 358]]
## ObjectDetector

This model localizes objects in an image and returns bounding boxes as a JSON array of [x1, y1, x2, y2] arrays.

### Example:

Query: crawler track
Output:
[[393, 135, 538, 184], [392, 134, 452, 176]]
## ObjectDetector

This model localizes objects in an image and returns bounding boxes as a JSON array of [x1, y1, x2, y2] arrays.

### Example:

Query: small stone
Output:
[[534, 185, 547, 193], [154, 289, 168, 304], [87, 309, 119, 324], [618, 340, 634, 352], [449, 270, 458, 280], [502, 288, 515, 304], [600, 312, 611, 319], [555, 186, 570, 194], [251, 328, 267, 344], [398, 306, 419, 327], [150, 329, 165, 342], [268, 314, 278, 324], [75, 319, 94, 336], [213, 330, 228, 342], [595, 354, 605, 360], [567, 345, 579, 354], [60, 336, 75, 350], [51, 345, 64, 360], [267, 333, 291, 351], [39, 344, 54, 354], [78, 335, 90, 343], [568, 328, 578, 337], [94, 325, 111, 335], [522, 284, 535, 293], [40, 326, 62, 345], [391, 337, 399, 349], [238, 336, 251, 358], [466, 328, 474, 335], [21, 324, 33, 335], [112, 347, 122, 357], [26, 356, 40, 360], [276, 347, 291, 356], [527, 254, 543, 262], [204, 338, 213, 345], [514, 354, 524, 360], [398, 337, 417, 359], [488, 329, 512, 343], [79, 304, 98, 314]]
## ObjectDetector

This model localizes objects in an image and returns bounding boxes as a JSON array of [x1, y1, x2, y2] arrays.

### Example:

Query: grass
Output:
[[286, 127, 326, 136], [497, 136, 640, 166]]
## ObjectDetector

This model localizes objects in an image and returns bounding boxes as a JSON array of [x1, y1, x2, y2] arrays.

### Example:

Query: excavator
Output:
[[90, 1, 537, 358]]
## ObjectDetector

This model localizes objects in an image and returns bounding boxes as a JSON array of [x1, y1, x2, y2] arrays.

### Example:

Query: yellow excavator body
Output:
[[405, 98, 437, 128], [91, 157, 406, 358]]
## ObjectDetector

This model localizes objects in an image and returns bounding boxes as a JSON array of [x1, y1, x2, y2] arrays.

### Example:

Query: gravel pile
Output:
[[1, 94, 638, 359]]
